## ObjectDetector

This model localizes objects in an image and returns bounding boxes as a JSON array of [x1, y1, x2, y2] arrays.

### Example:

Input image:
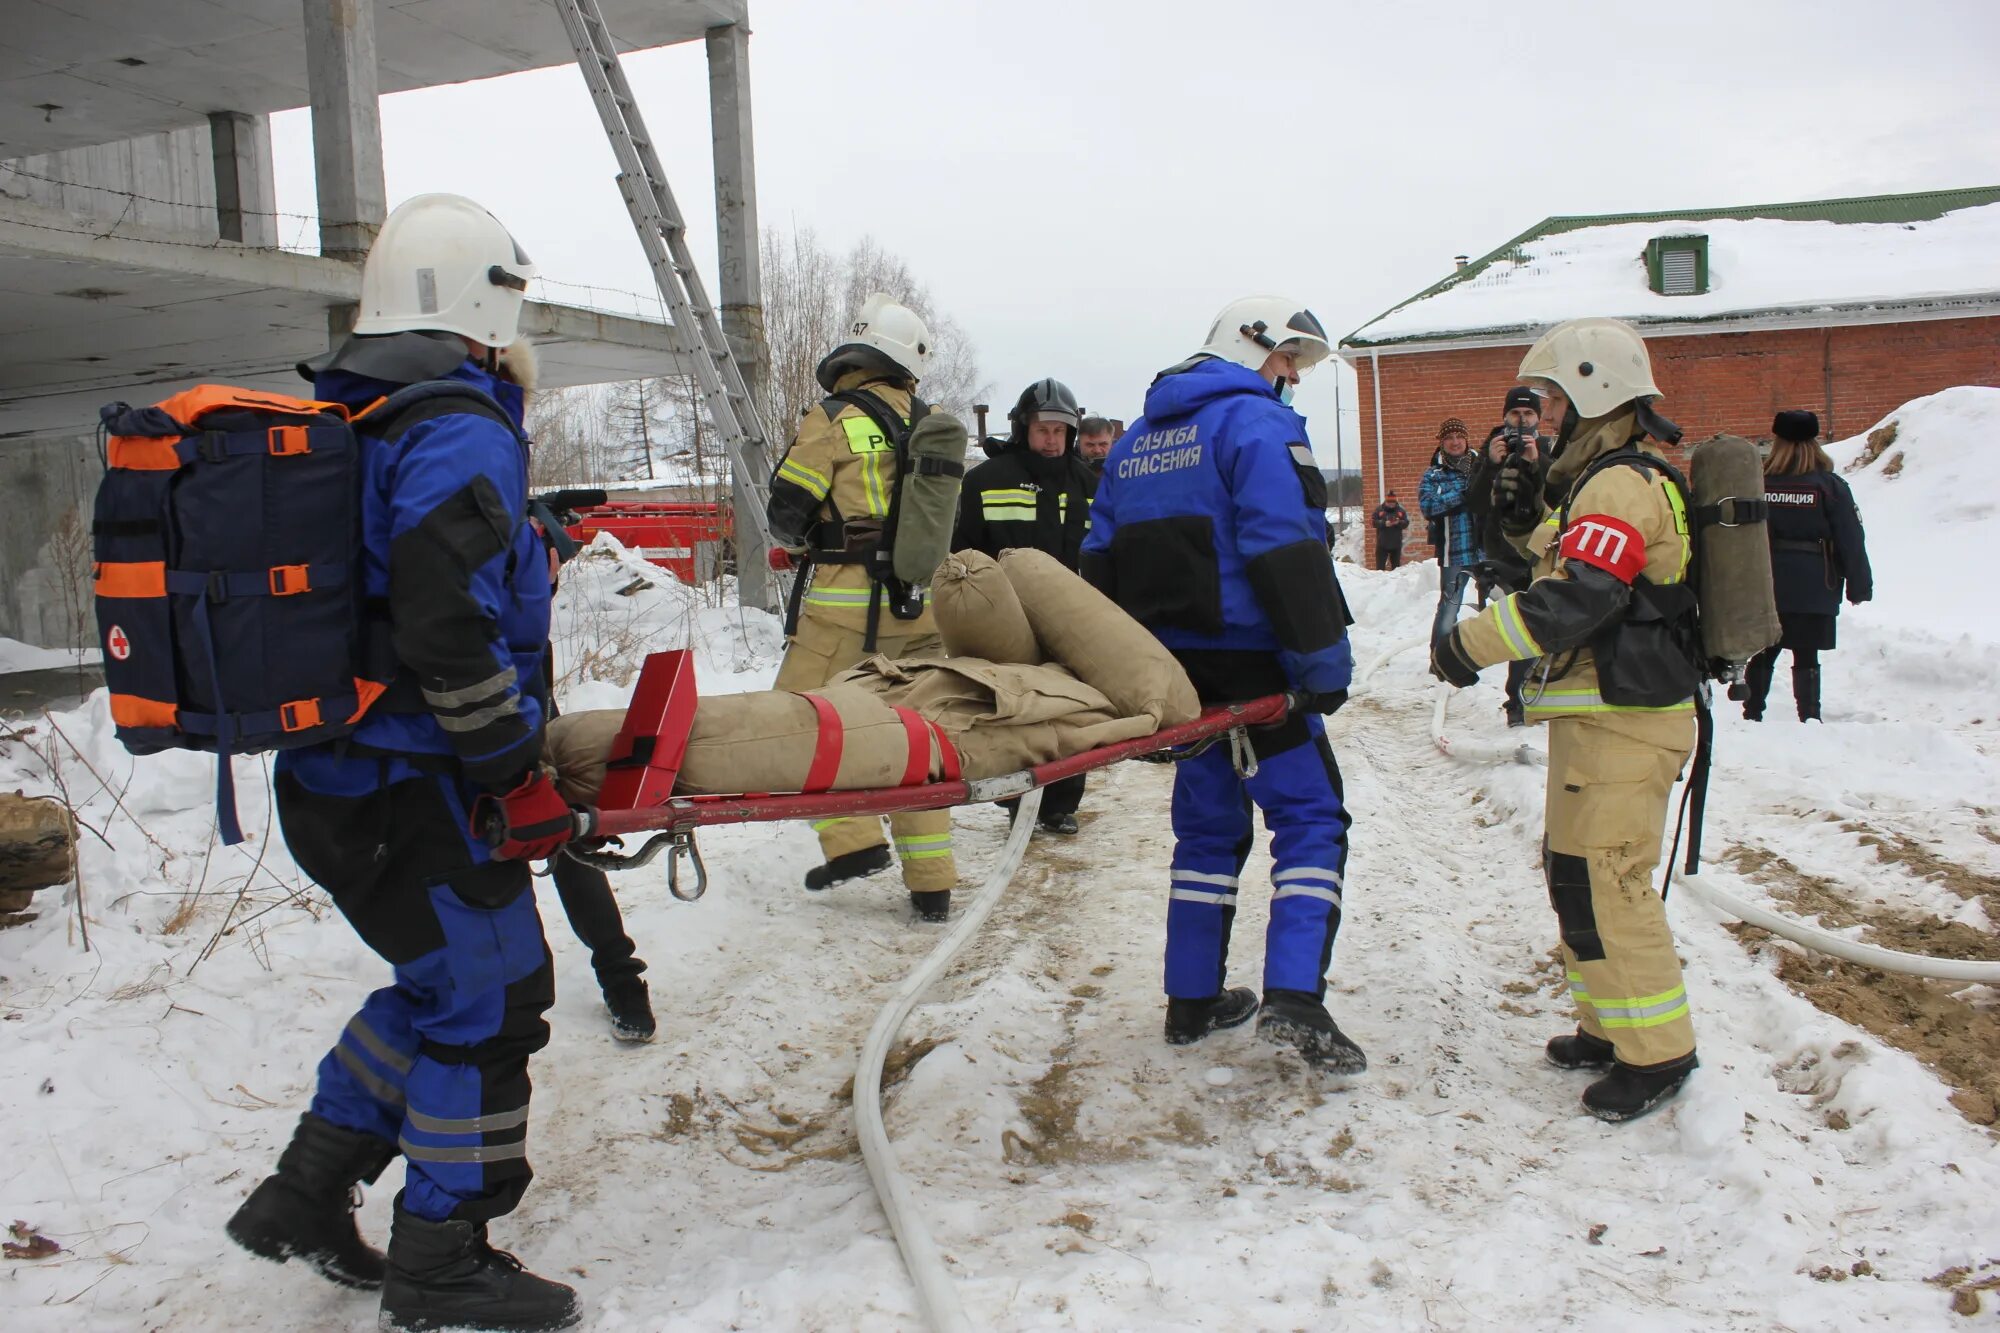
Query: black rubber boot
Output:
[[1793, 665, 1822, 722], [1164, 987, 1259, 1045], [1503, 700, 1526, 729], [909, 889, 951, 923], [1038, 812, 1079, 836], [1742, 651, 1776, 721], [803, 844, 892, 891], [378, 1198, 581, 1333], [603, 977, 656, 1044], [1256, 989, 1367, 1072], [1582, 1053, 1698, 1123], [226, 1112, 397, 1290], [1545, 1028, 1617, 1071]]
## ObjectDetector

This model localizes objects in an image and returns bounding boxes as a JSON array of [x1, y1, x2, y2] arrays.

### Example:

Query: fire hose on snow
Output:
[[1422, 681, 2000, 984]]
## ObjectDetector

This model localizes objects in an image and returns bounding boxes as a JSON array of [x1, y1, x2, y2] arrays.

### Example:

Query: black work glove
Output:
[[1292, 689, 1348, 716], [1430, 631, 1481, 688], [1492, 457, 1542, 536]]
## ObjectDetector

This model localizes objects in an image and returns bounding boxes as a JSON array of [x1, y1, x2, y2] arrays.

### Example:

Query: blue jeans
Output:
[[1433, 565, 1474, 646]]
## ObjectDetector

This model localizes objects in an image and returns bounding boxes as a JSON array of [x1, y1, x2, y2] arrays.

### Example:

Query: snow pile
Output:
[[1832, 385, 2000, 644], [1352, 201, 2000, 343], [2, 443, 1999, 1329], [0, 635, 99, 673]]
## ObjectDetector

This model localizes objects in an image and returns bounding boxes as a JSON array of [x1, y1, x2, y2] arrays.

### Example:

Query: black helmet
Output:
[[1007, 378, 1081, 452]]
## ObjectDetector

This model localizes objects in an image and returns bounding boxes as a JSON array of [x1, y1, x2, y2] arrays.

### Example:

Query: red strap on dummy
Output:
[[800, 693, 844, 793], [893, 707, 932, 787], [929, 721, 962, 782]]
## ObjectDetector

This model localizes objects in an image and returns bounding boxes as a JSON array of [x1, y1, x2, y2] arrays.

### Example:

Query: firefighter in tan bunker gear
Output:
[[765, 294, 959, 921], [1431, 317, 1698, 1123]]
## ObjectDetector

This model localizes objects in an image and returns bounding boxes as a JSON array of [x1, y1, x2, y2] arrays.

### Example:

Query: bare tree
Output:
[[758, 225, 989, 434], [606, 377, 672, 482], [525, 384, 617, 489]]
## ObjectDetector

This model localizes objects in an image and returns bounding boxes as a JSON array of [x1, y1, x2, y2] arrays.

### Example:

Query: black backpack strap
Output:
[[820, 388, 933, 651], [357, 380, 528, 451]]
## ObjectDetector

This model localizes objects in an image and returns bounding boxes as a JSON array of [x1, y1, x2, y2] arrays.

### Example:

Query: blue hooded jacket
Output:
[[277, 357, 551, 800], [1080, 358, 1351, 694]]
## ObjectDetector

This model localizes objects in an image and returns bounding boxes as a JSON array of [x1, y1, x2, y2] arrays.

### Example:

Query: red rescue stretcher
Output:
[[543, 650, 1293, 900]]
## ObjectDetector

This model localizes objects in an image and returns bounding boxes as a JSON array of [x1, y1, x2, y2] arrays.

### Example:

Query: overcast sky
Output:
[[270, 0, 2000, 466]]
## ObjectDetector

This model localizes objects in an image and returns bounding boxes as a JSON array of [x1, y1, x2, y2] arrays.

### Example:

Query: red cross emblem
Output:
[[106, 625, 132, 661]]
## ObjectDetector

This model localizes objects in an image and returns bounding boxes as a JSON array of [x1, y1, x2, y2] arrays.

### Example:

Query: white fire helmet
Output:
[[1197, 297, 1332, 374], [843, 293, 932, 383], [1517, 317, 1663, 420], [354, 193, 537, 347]]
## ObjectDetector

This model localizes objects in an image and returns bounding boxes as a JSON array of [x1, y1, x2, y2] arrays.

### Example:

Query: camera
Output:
[[1501, 426, 1533, 456]]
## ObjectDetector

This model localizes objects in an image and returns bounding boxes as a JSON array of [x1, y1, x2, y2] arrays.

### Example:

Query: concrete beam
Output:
[[206, 111, 278, 247], [706, 20, 774, 609], [302, 0, 386, 261]]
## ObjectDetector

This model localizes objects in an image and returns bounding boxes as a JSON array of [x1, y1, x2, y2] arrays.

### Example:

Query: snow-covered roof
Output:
[[1343, 187, 2000, 350]]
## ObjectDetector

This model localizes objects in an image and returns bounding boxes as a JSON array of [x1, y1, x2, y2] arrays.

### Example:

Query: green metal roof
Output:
[[1342, 185, 2000, 349]]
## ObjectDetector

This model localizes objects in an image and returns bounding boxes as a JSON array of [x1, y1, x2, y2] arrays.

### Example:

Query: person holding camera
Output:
[[1418, 418, 1484, 646], [1470, 387, 1552, 726], [1370, 491, 1410, 570]]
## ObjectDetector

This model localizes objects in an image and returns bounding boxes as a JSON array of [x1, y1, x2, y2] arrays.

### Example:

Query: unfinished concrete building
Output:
[[1, 0, 761, 648]]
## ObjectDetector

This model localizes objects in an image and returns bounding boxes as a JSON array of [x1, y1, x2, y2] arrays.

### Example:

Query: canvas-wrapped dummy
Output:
[[1688, 434, 1781, 669], [998, 548, 1201, 727], [931, 550, 1043, 664], [831, 654, 1155, 775], [891, 412, 969, 585]]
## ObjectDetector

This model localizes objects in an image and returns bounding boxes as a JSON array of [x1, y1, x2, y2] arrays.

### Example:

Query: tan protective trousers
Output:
[[771, 613, 957, 892], [1544, 710, 1697, 1068]]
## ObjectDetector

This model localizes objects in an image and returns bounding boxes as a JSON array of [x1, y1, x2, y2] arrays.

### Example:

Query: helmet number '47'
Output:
[[1559, 514, 1646, 584]]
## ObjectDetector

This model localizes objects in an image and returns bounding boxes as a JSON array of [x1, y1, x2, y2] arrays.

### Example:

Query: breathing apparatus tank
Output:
[[1686, 434, 1780, 677]]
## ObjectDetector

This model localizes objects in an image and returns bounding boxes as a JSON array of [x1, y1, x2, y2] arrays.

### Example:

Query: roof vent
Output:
[[1645, 234, 1709, 296], [1453, 254, 1469, 270]]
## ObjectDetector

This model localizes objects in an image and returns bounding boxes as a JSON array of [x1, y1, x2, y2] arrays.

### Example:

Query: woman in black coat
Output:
[[1743, 410, 1873, 722]]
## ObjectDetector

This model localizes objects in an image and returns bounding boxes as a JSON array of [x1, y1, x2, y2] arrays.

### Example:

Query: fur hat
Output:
[[1772, 409, 1819, 443], [494, 337, 540, 395], [1437, 416, 1469, 441]]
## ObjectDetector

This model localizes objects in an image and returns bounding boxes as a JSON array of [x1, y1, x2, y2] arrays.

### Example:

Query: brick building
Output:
[[1339, 187, 2000, 565]]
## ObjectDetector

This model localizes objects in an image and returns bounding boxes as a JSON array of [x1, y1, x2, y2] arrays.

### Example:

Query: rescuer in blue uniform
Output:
[[225, 194, 582, 1332], [1081, 297, 1364, 1071]]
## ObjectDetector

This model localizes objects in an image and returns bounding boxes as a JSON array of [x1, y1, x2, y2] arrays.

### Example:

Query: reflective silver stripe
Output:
[[422, 665, 518, 710], [1171, 869, 1240, 888], [1169, 887, 1237, 906], [405, 1105, 530, 1136], [1272, 867, 1343, 889], [434, 696, 524, 733], [335, 1043, 406, 1108], [1594, 991, 1689, 1022], [1273, 883, 1343, 907], [344, 1015, 413, 1074], [398, 1135, 528, 1165]]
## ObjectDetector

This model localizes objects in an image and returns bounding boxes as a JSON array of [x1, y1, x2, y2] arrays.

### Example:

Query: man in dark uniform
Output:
[[953, 377, 1098, 834]]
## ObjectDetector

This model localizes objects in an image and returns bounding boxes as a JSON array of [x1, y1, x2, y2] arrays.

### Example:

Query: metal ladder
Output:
[[554, 0, 780, 607]]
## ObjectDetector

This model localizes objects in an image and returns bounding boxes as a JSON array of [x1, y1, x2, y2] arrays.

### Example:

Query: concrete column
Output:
[[206, 111, 279, 247], [706, 21, 775, 610], [303, 0, 386, 262]]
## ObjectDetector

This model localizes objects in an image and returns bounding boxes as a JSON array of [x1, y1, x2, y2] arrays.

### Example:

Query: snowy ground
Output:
[[2, 394, 1997, 1330]]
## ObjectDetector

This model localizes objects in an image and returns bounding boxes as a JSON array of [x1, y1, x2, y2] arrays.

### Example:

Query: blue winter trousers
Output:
[[276, 766, 554, 1223], [1164, 710, 1351, 999]]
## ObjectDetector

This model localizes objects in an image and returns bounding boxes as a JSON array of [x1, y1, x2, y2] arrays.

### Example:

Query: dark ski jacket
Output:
[[1469, 427, 1552, 593], [1764, 468, 1873, 616], [953, 441, 1096, 570], [1370, 500, 1409, 544], [1079, 356, 1352, 695]]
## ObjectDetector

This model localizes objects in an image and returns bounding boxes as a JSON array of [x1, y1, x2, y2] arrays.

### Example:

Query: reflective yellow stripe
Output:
[[1489, 593, 1543, 659], [982, 504, 1036, 522], [1524, 688, 1694, 715], [895, 834, 952, 848], [801, 587, 877, 605], [776, 457, 830, 499], [811, 818, 848, 832], [982, 488, 1035, 502], [1659, 476, 1693, 584], [895, 833, 952, 860]]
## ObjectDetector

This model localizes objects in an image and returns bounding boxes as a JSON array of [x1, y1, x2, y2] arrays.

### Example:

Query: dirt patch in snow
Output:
[[1721, 844, 2000, 1127], [1838, 819, 2000, 927]]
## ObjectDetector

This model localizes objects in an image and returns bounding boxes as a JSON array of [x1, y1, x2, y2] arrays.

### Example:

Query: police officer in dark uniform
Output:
[[953, 378, 1098, 833], [1742, 409, 1872, 722]]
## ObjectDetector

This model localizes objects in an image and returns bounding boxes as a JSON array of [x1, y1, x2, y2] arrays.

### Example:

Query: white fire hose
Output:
[[853, 786, 1043, 1333]]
